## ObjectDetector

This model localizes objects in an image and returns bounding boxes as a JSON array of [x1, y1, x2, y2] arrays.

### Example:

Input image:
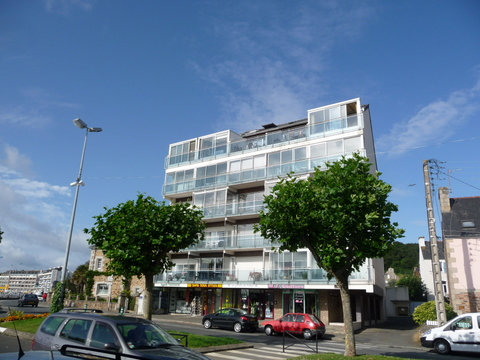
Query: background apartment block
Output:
[[155, 98, 385, 328], [0, 268, 61, 294]]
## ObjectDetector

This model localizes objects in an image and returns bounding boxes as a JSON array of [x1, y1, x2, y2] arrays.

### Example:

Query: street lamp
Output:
[[60, 118, 102, 283]]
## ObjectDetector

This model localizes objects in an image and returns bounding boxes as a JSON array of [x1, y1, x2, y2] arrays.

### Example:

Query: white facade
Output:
[[0, 268, 61, 294], [418, 236, 448, 301], [159, 98, 385, 325]]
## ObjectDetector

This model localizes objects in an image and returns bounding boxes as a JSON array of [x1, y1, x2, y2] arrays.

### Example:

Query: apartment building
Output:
[[157, 98, 385, 327], [0, 268, 61, 294]]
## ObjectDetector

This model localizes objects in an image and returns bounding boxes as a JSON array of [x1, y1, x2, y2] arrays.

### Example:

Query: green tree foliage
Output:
[[255, 154, 404, 357], [396, 274, 428, 301], [412, 300, 457, 325], [50, 282, 65, 313], [383, 241, 418, 275], [68, 262, 90, 295], [84, 193, 205, 320], [0, 226, 3, 244]]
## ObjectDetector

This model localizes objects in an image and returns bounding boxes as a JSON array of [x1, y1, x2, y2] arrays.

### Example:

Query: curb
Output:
[[197, 343, 255, 354], [0, 326, 34, 340]]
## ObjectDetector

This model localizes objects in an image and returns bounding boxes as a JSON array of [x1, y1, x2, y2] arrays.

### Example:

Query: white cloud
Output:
[[195, 2, 373, 132], [377, 78, 480, 156], [44, 0, 93, 15], [0, 146, 89, 272]]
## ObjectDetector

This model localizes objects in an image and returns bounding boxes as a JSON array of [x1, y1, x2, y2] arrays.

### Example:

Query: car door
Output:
[[294, 314, 305, 334], [212, 309, 228, 328], [447, 315, 476, 352], [88, 321, 121, 351], [280, 314, 294, 333], [52, 318, 93, 350]]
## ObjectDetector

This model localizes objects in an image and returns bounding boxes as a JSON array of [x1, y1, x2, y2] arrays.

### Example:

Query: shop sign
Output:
[[187, 283, 222, 288], [268, 284, 304, 289]]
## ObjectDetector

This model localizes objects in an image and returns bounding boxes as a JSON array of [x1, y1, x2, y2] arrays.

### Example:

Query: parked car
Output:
[[262, 313, 326, 340], [17, 293, 39, 307], [32, 311, 210, 360], [202, 308, 258, 333], [420, 312, 480, 354]]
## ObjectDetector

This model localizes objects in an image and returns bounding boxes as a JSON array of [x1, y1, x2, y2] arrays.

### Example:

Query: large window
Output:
[[169, 140, 196, 165], [193, 189, 226, 217], [195, 162, 227, 188], [229, 155, 266, 183], [267, 146, 307, 176]]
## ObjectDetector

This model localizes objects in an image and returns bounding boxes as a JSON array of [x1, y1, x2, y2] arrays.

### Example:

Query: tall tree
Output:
[[70, 262, 90, 294], [84, 193, 205, 320], [255, 154, 404, 357], [0, 226, 3, 243]]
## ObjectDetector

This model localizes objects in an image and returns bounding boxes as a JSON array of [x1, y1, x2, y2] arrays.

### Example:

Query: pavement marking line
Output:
[[226, 349, 291, 359], [205, 352, 244, 360], [247, 347, 307, 356]]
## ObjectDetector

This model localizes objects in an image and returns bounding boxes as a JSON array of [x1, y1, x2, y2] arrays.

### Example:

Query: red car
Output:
[[262, 313, 326, 340]]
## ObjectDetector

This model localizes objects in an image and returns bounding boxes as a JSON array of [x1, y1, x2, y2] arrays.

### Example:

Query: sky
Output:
[[1, 0, 479, 274]]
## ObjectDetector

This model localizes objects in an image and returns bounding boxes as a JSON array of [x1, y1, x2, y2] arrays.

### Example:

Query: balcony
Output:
[[186, 234, 275, 252], [163, 151, 366, 196], [165, 114, 363, 169], [153, 266, 370, 285]]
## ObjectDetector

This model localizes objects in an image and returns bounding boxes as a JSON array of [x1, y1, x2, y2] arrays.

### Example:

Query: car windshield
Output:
[[117, 322, 179, 350]]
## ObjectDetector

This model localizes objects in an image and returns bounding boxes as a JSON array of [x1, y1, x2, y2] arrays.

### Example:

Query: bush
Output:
[[412, 300, 457, 325], [50, 282, 65, 313], [7, 309, 24, 318]]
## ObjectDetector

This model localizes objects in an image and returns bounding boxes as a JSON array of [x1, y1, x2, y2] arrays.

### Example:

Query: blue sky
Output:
[[1, 0, 479, 273]]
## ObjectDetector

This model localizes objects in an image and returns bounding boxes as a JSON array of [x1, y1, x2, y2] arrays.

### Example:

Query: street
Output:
[[1, 300, 479, 359]]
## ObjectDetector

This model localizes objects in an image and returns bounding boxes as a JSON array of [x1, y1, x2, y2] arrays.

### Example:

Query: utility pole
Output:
[[423, 159, 447, 325]]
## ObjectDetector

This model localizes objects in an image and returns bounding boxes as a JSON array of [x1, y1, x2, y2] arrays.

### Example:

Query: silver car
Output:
[[32, 310, 210, 360]]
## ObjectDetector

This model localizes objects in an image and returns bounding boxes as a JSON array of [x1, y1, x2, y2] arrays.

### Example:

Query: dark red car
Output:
[[262, 313, 325, 340]]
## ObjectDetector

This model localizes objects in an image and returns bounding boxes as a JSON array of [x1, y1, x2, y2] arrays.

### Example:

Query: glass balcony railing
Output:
[[153, 266, 370, 284], [198, 200, 264, 220], [165, 114, 363, 168], [186, 234, 276, 251], [163, 151, 366, 196]]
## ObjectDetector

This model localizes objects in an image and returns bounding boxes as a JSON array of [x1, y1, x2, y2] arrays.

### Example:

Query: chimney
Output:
[[439, 187, 451, 213]]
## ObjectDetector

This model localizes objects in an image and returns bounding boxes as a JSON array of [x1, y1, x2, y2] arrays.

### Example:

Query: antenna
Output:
[[8, 307, 25, 359]]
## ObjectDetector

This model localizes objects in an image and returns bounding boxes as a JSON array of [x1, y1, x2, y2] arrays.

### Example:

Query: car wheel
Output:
[[203, 319, 212, 329], [303, 329, 313, 340], [233, 322, 242, 333], [264, 325, 274, 336], [434, 339, 450, 354]]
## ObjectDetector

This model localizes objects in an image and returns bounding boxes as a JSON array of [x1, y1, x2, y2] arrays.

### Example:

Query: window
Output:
[[90, 322, 119, 349], [344, 136, 361, 153], [60, 319, 92, 344], [95, 258, 103, 271], [96, 283, 109, 295], [40, 316, 65, 336], [327, 140, 343, 155]]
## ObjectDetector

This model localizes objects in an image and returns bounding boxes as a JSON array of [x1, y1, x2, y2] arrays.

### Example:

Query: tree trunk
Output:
[[144, 273, 154, 320], [335, 274, 356, 357]]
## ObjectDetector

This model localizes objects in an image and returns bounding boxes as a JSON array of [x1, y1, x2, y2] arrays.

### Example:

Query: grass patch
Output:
[[290, 355, 414, 360], [0, 317, 243, 349], [0, 317, 45, 333], [168, 331, 243, 348]]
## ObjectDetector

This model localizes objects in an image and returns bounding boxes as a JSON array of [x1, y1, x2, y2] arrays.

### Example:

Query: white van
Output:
[[420, 313, 480, 354]]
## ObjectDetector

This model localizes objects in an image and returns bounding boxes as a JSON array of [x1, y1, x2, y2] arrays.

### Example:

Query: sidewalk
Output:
[[152, 313, 421, 348]]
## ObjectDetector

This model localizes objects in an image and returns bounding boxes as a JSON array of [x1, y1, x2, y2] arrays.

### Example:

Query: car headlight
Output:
[[422, 329, 431, 336]]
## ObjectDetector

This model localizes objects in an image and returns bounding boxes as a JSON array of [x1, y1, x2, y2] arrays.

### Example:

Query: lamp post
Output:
[[60, 119, 102, 283]]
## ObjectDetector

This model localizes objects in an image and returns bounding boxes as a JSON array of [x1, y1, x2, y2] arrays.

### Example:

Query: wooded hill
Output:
[[383, 241, 419, 275]]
